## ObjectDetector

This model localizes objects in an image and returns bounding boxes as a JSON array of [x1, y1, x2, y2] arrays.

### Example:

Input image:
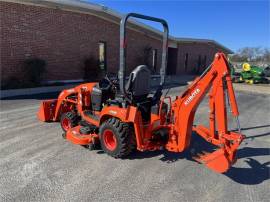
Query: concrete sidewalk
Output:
[[0, 84, 76, 99], [0, 75, 195, 99], [1, 75, 269, 99]]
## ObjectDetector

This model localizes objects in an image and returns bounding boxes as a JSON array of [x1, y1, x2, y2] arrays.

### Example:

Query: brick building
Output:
[[0, 0, 233, 87]]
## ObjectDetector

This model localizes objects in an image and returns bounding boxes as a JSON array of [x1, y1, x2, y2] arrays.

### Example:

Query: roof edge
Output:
[[175, 37, 234, 54]]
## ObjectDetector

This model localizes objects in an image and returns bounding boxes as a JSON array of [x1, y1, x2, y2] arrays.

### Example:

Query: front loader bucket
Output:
[[37, 99, 57, 122], [194, 148, 231, 173]]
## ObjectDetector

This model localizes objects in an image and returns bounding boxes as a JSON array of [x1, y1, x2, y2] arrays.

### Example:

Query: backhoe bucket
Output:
[[192, 126, 245, 173], [194, 148, 231, 173], [37, 99, 57, 122]]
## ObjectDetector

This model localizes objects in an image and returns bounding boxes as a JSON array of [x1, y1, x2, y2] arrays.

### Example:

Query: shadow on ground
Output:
[[225, 147, 269, 185], [125, 130, 270, 185], [233, 124, 270, 140]]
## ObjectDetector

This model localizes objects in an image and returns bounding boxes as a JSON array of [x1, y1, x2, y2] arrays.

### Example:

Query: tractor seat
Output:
[[125, 65, 152, 121], [125, 65, 151, 102]]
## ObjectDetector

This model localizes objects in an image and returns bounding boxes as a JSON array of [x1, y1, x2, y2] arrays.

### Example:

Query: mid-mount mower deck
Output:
[[38, 13, 245, 173]]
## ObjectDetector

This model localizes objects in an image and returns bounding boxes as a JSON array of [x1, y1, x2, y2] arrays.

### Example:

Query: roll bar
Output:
[[118, 13, 169, 95]]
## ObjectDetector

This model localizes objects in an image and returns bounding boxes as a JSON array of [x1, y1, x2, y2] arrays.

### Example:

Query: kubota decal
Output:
[[184, 88, 200, 106]]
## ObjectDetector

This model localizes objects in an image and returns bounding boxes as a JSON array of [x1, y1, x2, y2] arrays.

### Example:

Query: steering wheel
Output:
[[99, 75, 118, 91]]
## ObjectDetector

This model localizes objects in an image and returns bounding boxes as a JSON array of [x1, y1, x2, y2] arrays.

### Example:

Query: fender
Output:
[[99, 105, 146, 150], [99, 106, 129, 124]]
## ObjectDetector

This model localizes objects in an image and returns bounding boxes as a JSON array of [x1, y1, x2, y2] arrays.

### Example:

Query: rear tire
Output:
[[99, 118, 135, 158], [60, 112, 78, 132]]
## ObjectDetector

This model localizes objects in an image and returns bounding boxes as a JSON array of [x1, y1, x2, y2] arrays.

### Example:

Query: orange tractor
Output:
[[38, 13, 245, 173]]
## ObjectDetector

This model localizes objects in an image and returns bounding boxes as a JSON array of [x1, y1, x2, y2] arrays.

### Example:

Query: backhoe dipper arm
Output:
[[168, 53, 245, 173]]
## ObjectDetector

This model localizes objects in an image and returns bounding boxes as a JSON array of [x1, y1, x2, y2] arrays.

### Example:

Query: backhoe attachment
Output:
[[193, 126, 244, 173], [168, 53, 245, 173]]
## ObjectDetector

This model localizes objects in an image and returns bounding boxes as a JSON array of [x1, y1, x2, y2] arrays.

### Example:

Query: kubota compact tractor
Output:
[[38, 13, 245, 173]]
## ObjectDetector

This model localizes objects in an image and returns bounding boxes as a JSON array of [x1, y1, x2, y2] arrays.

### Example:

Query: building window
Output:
[[152, 49, 157, 72], [184, 53, 189, 72], [99, 41, 106, 71]]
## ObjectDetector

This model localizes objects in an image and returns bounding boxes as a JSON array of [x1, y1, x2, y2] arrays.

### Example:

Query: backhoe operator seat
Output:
[[125, 65, 151, 102]]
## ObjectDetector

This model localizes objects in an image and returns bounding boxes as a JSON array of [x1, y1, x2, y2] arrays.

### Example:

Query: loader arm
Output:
[[167, 52, 245, 173]]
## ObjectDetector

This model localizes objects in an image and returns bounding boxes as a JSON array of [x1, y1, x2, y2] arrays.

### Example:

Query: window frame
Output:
[[152, 49, 158, 72], [98, 41, 107, 71]]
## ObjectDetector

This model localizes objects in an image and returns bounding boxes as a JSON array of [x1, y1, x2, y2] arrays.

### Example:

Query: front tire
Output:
[[99, 118, 135, 158]]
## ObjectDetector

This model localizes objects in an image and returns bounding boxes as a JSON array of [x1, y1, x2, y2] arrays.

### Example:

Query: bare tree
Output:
[[230, 47, 270, 62]]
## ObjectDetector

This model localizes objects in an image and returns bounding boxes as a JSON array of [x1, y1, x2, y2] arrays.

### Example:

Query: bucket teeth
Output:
[[192, 151, 211, 163], [192, 155, 202, 163], [201, 151, 210, 155], [192, 148, 233, 173]]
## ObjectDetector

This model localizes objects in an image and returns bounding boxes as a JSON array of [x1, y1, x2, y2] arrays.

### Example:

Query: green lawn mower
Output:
[[238, 63, 269, 84]]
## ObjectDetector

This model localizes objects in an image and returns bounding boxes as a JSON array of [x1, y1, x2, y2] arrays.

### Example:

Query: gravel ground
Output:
[[233, 83, 270, 95], [0, 87, 269, 202]]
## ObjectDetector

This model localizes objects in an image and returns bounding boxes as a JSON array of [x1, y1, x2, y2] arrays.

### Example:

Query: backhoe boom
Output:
[[166, 53, 245, 173]]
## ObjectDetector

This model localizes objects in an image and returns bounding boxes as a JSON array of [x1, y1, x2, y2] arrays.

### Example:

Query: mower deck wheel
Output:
[[99, 118, 135, 158], [60, 112, 78, 132]]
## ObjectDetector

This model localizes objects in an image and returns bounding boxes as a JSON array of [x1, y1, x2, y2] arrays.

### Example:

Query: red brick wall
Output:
[[176, 42, 222, 74], [0, 1, 162, 85], [0, 1, 231, 89]]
